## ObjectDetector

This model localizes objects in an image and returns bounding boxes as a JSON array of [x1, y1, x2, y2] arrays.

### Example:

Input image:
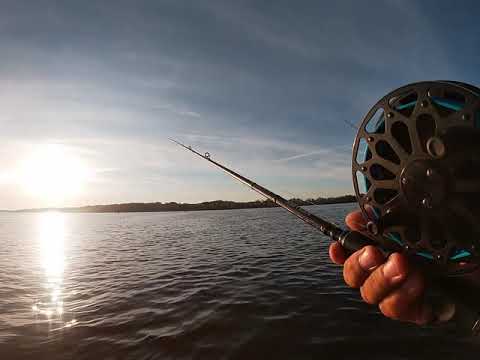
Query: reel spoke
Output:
[[386, 136, 409, 162], [375, 159, 399, 176], [374, 179, 397, 190]]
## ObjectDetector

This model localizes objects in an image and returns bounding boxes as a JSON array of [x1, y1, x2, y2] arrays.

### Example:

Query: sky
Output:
[[1, 0, 480, 210]]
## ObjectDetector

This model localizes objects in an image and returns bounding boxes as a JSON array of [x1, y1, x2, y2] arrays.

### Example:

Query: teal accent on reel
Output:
[[450, 249, 472, 260], [431, 97, 464, 111], [386, 232, 403, 246], [416, 251, 434, 260], [395, 100, 416, 110], [393, 97, 465, 113], [357, 174, 370, 194]]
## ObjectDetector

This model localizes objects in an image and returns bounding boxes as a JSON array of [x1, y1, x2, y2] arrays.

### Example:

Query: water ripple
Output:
[[0, 204, 478, 359]]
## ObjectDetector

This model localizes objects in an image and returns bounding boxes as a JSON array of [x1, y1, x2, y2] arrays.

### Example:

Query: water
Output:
[[0, 204, 478, 359]]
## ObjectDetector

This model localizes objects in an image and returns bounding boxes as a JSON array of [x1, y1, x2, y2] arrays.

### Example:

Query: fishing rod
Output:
[[169, 138, 373, 253], [171, 81, 480, 335]]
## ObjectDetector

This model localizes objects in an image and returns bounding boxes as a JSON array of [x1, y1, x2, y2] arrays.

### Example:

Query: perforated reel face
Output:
[[352, 81, 480, 268]]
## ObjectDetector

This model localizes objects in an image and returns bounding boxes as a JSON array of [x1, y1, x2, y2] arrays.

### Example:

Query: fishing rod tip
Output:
[[168, 138, 182, 146], [168, 138, 193, 150]]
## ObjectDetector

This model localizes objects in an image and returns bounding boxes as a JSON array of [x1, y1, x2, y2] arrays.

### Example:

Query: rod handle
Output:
[[338, 230, 376, 253]]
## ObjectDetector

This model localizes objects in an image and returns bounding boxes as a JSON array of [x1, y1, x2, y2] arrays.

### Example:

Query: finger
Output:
[[343, 245, 385, 288], [329, 242, 347, 265], [345, 210, 367, 232], [381, 299, 433, 325], [360, 253, 408, 304], [378, 271, 433, 324]]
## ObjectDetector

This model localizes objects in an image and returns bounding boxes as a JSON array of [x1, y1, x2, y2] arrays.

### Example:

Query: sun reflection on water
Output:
[[32, 212, 77, 329]]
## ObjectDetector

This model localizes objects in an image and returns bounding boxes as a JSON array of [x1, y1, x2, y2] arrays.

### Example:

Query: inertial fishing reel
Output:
[[352, 81, 480, 273]]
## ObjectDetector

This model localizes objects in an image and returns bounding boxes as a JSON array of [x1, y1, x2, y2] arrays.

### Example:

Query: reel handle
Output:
[[338, 231, 480, 336]]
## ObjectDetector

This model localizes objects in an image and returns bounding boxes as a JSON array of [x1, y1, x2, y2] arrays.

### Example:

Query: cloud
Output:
[[274, 150, 329, 163], [177, 110, 201, 118]]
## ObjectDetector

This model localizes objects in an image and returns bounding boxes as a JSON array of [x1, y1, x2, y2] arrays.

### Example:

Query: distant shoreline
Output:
[[7, 195, 356, 213]]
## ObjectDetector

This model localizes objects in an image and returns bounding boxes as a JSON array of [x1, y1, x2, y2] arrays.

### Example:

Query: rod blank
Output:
[[169, 138, 345, 240]]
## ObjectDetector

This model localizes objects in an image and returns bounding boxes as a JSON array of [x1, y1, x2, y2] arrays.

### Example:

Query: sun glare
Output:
[[32, 212, 77, 329], [20, 144, 89, 202]]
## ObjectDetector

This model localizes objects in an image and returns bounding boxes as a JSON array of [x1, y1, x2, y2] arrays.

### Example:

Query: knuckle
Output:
[[360, 268, 387, 304], [329, 242, 346, 265], [343, 257, 362, 288], [343, 266, 359, 288], [360, 285, 376, 305], [364, 245, 381, 258]]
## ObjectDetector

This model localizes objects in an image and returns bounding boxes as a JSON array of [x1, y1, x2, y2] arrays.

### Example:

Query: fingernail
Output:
[[359, 248, 378, 271], [382, 256, 403, 282]]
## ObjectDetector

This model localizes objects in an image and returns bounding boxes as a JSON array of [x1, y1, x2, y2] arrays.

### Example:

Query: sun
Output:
[[20, 144, 89, 202]]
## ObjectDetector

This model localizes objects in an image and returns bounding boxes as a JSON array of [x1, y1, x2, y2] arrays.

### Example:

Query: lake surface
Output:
[[0, 204, 478, 359]]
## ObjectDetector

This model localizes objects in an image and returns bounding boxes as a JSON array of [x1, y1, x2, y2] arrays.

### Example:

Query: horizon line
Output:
[[1, 194, 356, 213]]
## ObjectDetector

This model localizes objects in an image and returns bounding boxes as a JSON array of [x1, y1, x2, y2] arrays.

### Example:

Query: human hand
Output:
[[329, 210, 438, 325]]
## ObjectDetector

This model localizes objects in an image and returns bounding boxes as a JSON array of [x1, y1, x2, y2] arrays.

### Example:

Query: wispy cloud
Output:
[[274, 150, 329, 163], [177, 110, 201, 118]]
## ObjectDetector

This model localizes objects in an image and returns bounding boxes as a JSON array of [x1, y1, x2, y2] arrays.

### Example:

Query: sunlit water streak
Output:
[[0, 204, 478, 359], [31, 213, 77, 331]]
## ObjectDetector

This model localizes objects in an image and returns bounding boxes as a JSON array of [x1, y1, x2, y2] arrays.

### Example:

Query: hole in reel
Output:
[[389, 91, 418, 117], [391, 121, 412, 154], [375, 140, 400, 165]]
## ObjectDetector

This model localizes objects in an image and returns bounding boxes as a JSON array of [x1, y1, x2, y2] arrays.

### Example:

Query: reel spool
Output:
[[352, 81, 480, 270]]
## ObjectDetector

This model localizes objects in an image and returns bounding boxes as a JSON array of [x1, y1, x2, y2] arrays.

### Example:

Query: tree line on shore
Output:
[[17, 195, 356, 213]]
